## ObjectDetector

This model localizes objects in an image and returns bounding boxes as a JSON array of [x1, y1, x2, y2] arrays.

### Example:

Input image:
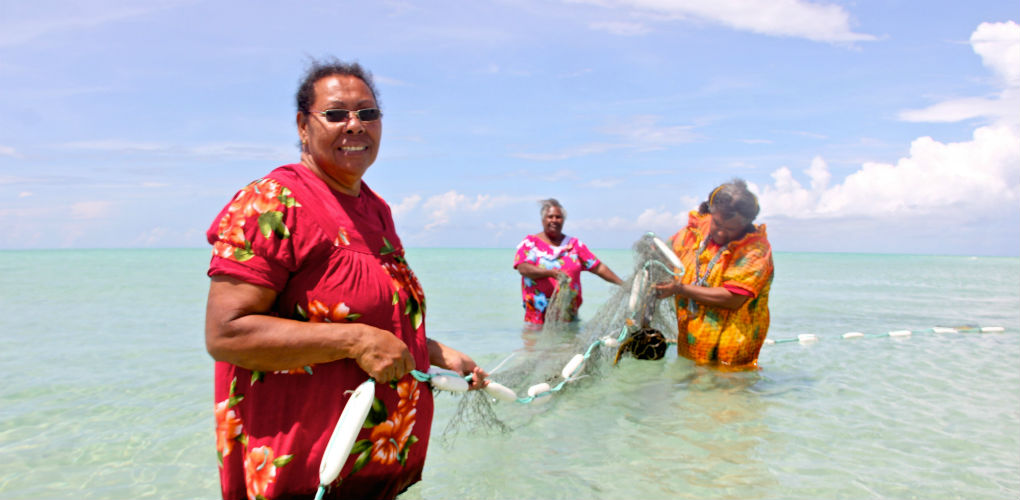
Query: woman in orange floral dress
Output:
[[204, 59, 486, 500], [653, 179, 774, 369]]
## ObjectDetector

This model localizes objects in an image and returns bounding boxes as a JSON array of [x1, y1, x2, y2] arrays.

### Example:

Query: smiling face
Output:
[[709, 211, 751, 246], [297, 74, 381, 195], [542, 206, 565, 239]]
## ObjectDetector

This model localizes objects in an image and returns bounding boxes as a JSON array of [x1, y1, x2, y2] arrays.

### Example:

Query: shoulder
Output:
[[728, 229, 773, 274], [734, 223, 772, 253], [207, 165, 327, 258], [357, 182, 390, 209], [516, 234, 541, 250], [569, 236, 591, 251]]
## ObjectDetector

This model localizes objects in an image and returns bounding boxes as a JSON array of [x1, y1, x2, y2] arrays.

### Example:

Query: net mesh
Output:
[[542, 273, 575, 327], [440, 233, 682, 440]]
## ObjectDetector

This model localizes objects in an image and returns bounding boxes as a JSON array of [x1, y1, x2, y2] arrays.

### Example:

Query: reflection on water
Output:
[[429, 316, 785, 499], [2, 250, 1017, 499]]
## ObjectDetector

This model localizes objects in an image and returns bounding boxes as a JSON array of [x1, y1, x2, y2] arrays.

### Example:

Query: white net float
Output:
[[527, 382, 551, 398], [483, 381, 518, 403], [427, 366, 469, 392], [561, 354, 585, 379], [318, 379, 375, 489], [650, 235, 684, 271], [627, 268, 648, 313]]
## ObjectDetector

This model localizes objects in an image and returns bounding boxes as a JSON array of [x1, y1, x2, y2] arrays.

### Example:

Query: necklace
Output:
[[688, 236, 728, 314]]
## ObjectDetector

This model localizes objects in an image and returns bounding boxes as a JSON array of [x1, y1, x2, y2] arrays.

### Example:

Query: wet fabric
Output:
[[206, 163, 433, 500], [669, 211, 774, 368], [513, 235, 601, 324]]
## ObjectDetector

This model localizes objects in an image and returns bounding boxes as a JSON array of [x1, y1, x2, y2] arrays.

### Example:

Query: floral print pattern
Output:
[[513, 235, 601, 324], [211, 178, 299, 262], [215, 378, 244, 463], [243, 445, 292, 500], [334, 226, 351, 246], [345, 378, 422, 477], [302, 299, 362, 323], [382, 251, 425, 330]]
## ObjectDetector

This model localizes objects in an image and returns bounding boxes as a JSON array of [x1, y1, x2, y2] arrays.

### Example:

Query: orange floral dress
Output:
[[669, 211, 774, 368], [207, 164, 431, 500]]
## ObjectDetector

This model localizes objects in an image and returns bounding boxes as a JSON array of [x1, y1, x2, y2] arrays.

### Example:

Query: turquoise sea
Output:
[[1, 248, 1018, 499]]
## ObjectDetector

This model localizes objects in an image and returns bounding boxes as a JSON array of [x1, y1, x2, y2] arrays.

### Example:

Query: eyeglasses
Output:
[[312, 108, 382, 123]]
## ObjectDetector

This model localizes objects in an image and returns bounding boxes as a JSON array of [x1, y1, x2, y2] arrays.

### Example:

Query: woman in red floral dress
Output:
[[204, 59, 486, 500]]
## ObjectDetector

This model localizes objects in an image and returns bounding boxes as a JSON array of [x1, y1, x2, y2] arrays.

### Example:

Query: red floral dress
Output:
[[206, 164, 432, 500]]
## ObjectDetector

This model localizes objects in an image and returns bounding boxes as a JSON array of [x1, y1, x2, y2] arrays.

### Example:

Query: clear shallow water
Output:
[[0, 248, 1017, 499]]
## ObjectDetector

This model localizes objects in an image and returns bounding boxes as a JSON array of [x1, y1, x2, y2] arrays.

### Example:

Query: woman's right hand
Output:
[[352, 325, 416, 382], [206, 276, 416, 378], [516, 262, 566, 282]]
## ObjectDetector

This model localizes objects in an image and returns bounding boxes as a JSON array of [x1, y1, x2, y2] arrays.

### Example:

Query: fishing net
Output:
[[542, 273, 575, 328], [440, 233, 683, 441]]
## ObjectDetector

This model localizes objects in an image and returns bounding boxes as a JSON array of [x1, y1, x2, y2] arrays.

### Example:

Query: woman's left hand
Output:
[[653, 280, 682, 299]]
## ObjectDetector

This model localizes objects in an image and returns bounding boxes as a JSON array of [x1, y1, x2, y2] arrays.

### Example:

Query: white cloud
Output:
[[374, 75, 412, 88], [569, 215, 635, 232], [971, 21, 1020, 87], [56, 140, 293, 161], [0, 145, 18, 157], [0, 1, 183, 48], [570, 0, 875, 43], [19, 192, 32, 198], [600, 115, 699, 151], [587, 177, 624, 188], [898, 96, 1006, 123], [133, 227, 168, 246], [588, 21, 650, 36], [187, 143, 293, 161], [390, 194, 422, 218], [70, 201, 114, 220], [512, 144, 619, 161], [61, 140, 166, 152], [900, 21, 1020, 127], [635, 207, 691, 230], [760, 125, 1019, 218], [568, 200, 700, 238], [760, 21, 1020, 221], [420, 191, 519, 230], [788, 130, 828, 140], [514, 115, 697, 161], [540, 169, 580, 182]]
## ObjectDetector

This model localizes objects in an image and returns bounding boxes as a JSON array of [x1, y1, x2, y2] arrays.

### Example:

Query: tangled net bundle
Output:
[[441, 233, 681, 440], [543, 273, 575, 328]]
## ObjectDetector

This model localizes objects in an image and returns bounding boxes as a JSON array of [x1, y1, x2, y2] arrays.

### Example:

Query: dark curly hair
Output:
[[698, 178, 760, 222], [295, 58, 381, 115]]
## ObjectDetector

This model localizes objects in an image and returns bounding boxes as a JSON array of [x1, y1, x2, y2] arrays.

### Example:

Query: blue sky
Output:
[[1, 0, 1018, 255]]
